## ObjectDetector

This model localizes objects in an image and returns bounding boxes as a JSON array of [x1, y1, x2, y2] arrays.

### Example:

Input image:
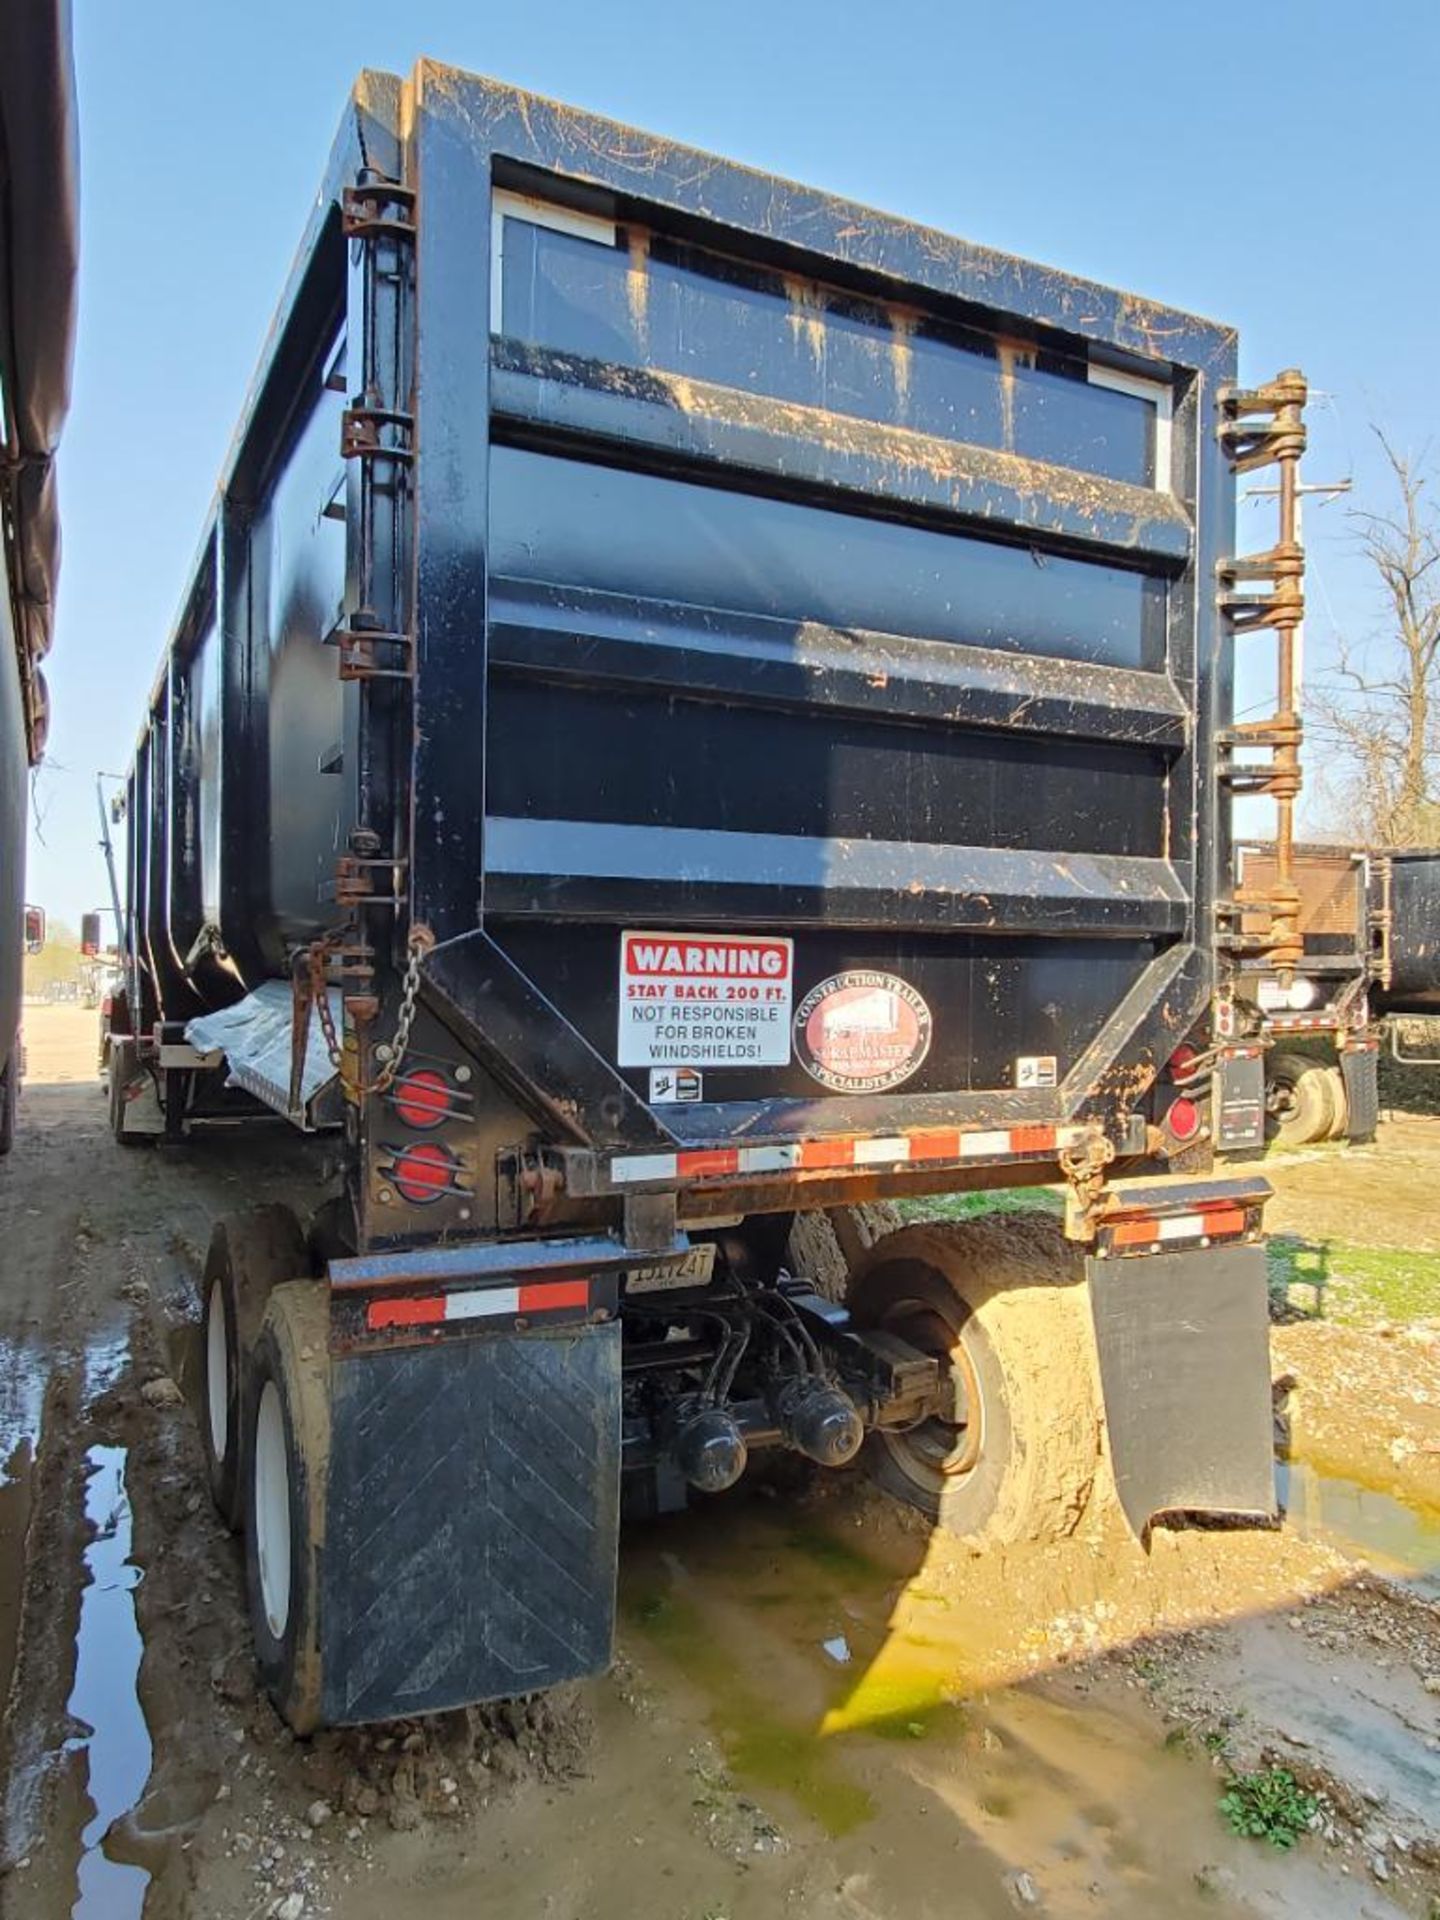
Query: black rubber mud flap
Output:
[[1216, 1049, 1265, 1153], [321, 1321, 620, 1724], [1087, 1243, 1276, 1534], [1340, 1045, 1379, 1144]]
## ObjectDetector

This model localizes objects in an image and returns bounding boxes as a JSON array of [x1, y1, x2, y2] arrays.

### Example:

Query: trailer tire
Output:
[[199, 1207, 310, 1530], [108, 1039, 149, 1147], [786, 1204, 905, 1305], [847, 1214, 1100, 1546], [1325, 1064, 1349, 1141], [243, 1282, 330, 1736], [1266, 1052, 1336, 1148], [0, 1058, 15, 1158]]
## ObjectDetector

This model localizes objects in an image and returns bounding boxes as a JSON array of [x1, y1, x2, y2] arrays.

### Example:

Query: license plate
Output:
[[623, 1245, 717, 1293]]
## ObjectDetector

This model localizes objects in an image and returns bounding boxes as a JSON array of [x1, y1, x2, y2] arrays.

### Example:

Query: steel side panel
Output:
[[321, 1320, 620, 1723], [1087, 1243, 1275, 1532]]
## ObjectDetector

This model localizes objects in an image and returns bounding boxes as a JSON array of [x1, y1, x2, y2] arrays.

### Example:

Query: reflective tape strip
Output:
[[610, 1122, 1086, 1185], [612, 1154, 679, 1185], [366, 1277, 590, 1332], [852, 1135, 910, 1166], [1110, 1207, 1247, 1250], [447, 1285, 520, 1318], [959, 1129, 1015, 1158], [737, 1144, 802, 1174]]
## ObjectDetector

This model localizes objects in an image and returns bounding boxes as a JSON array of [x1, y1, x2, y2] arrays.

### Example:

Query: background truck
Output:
[[0, 0, 79, 1154], [107, 58, 1307, 1732], [1229, 840, 1440, 1145]]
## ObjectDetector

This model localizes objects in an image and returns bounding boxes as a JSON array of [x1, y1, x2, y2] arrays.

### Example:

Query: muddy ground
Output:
[[1, 1006, 1438, 1920]]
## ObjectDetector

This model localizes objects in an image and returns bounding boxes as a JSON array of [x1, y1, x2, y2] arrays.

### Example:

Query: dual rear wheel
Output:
[[203, 1202, 1104, 1730], [198, 1207, 330, 1731], [1266, 1051, 1349, 1148], [844, 1213, 1101, 1546]]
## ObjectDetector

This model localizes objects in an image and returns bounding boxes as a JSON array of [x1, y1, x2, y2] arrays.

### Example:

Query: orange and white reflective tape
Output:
[[366, 1276, 590, 1332], [1105, 1204, 1248, 1253], [609, 1123, 1093, 1187]]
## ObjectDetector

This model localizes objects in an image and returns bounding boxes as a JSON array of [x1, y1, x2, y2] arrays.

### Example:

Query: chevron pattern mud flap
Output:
[[321, 1321, 621, 1724], [1087, 1243, 1276, 1535], [1340, 1045, 1379, 1144]]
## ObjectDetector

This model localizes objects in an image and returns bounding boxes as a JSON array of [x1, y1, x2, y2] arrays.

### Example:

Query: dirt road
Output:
[[1, 1008, 1438, 1920]]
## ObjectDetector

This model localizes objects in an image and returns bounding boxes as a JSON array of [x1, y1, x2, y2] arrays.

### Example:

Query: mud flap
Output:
[[321, 1321, 620, 1724], [1087, 1243, 1276, 1533], [1340, 1044, 1379, 1144], [1215, 1048, 1265, 1154]]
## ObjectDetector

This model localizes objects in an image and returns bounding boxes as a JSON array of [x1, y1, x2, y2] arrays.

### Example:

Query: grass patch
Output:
[[1217, 1767, 1317, 1849], [897, 1186, 1063, 1224], [1268, 1232, 1440, 1326]]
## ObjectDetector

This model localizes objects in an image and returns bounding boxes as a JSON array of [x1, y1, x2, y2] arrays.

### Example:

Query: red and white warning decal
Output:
[[794, 970, 932, 1093], [619, 932, 793, 1069]]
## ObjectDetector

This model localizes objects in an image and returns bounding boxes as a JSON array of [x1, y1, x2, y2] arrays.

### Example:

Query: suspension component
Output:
[[1215, 368, 1309, 978]]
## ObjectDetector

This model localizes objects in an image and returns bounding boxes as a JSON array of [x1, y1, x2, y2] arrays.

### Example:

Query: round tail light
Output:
[[390, 1143, 458, 1205], [1166, 1096, 1202, 1143], [393, 1068, 451, 1130]]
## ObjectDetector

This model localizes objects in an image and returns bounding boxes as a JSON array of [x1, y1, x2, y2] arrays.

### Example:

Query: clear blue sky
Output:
[[29, 0, 1440, 928]]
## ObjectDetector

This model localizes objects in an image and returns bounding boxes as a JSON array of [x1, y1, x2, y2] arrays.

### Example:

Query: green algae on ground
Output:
[[1268, 1232, 1440, 1326], [898, 1187, 1063, 1224], [625, 1585, 876, 1837]]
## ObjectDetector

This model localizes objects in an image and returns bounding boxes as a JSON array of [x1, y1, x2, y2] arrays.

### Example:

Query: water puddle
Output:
[[622, 1500, 1367, 1917], [66, 1445, 152, 1920], [0, 1332, 47, 1468], [1277, 1457, 1440, 1598], [0, 1335, 47, 1731], [0, 1437, 36, 1726], [80, 1332, 131, 1407]]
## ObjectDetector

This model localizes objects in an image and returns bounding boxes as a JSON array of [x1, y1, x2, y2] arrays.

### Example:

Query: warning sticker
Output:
[[619, 933, 793, 1069], [649, 1066, 704, 1104], [1015, 1055, 1058, 1089], [794, 970, 932, 1093]]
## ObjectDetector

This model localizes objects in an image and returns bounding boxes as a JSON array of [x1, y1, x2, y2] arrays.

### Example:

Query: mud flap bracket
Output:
[[1087, 1241, 1276, 1534]]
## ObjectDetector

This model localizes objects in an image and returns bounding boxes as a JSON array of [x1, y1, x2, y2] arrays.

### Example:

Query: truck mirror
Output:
[[24, 905, 46, 955], [80, 911, 102, 957]]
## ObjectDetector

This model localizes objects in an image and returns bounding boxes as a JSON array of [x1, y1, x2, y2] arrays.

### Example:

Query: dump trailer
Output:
[[1229, 841, 1380, 1148], [1225, 842, 1440, 1145], [0, 0, 79, 1153], [108, 60, 1311, 1731]]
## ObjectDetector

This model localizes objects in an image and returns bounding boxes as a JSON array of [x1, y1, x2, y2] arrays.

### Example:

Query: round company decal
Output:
[[794, 970, 932, 1093]]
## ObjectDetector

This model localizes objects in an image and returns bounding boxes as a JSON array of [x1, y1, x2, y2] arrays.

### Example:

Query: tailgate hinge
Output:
[[341, 180, 416, 241], [1215, 369, 1309, 977]]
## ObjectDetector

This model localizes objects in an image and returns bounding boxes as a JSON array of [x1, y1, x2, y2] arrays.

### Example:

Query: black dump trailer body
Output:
[[1375, 849, 1440, 1015], [0, 0, 79, 1148], [112, 61, 1307, 1728]]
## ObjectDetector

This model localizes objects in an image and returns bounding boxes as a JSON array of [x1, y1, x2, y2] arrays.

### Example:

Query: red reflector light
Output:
[[393, 1068, 452, 1130], [391, 1142, 458, 1204], [1170, 1044, 1198, 1073], [1166, 1096, 1202, 1142]]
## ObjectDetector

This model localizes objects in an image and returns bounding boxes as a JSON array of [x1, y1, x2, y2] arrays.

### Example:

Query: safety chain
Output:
[[1058, 1130, 1117, 1243], [308, 928, 430, 1100]]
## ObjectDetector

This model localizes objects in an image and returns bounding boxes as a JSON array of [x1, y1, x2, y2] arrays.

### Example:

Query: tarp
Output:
[[186, 980, 344, 1120], [0, 0, 80, 760]]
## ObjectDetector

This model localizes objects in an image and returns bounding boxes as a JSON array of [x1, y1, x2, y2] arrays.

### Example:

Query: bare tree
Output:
[[1309, 432, 1440, 846]]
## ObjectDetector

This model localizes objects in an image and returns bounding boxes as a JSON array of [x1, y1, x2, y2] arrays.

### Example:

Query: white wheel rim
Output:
[[206, 1282, 229, 1462], [254, 1380, 292, 1640]]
